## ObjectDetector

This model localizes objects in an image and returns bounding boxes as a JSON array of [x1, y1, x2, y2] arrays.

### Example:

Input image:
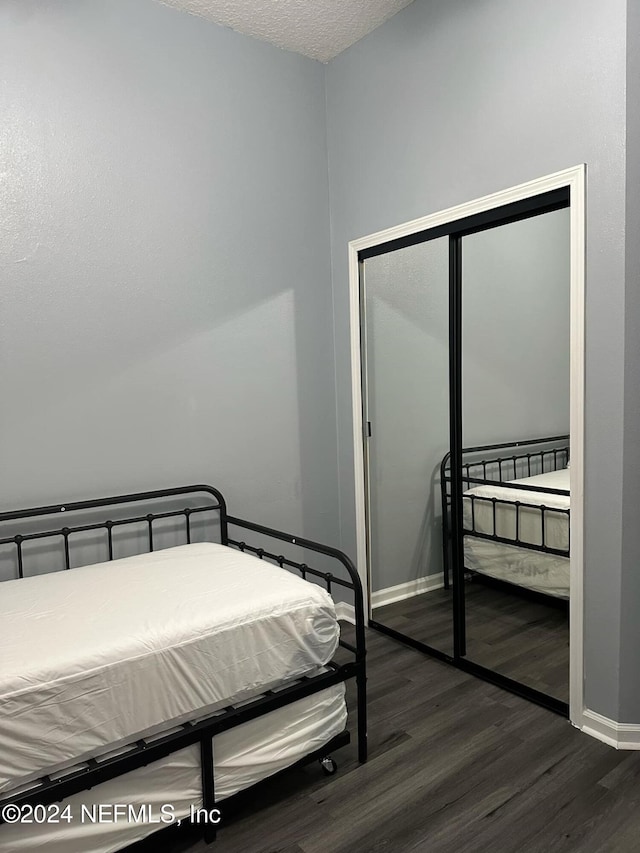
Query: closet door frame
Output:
[[348, 164, 586, 726]]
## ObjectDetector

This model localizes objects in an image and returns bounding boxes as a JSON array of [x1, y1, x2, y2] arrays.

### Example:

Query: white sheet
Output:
[[0, 685, 347, 853], [464, 537, 570, 598], [463, 468, 570, 552], [0, 543, 339, 793]]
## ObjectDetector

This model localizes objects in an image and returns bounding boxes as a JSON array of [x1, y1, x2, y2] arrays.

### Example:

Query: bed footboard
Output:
[[226, 513, 367, 765]]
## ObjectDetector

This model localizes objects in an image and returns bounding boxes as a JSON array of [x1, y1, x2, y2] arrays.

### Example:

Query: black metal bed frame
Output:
[[440, 435, 570, 591], [0, 485, 367, 847]]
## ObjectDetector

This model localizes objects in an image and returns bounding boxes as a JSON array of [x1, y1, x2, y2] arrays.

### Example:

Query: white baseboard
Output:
[[335, 602, 356, 624], [581, 709, 640, 749], [370, 573, 444, 609]]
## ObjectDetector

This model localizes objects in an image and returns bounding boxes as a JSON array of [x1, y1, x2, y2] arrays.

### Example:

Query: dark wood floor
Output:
[[373, 580, 569, 701], [157, 625, 640, 853]]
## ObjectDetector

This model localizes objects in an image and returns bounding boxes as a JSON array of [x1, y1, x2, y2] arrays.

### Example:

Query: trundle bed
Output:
[[0, 485, 367, 852], [441, 436, 570, 599]]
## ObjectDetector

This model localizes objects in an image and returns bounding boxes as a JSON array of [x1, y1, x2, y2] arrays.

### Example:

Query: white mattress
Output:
[[464, 537, 570, 598], [0, 684, 347, 853], [463, 468, 570, 552], [0, 542, 339, 794]]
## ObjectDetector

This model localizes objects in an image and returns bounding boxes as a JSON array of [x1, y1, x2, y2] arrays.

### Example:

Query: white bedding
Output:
[[0, 542, 339, 794], [464, 538, 570, 598], [0, 685, 347, 853], [462, 468, 570, 597]]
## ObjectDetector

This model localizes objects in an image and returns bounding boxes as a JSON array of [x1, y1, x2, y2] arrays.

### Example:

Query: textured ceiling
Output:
[[155, 0, 416, 62]]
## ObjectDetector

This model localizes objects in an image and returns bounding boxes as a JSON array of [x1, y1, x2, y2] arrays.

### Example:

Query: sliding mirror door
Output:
[[364, 237, 454, 656], [459, 207, 571, 707], [355, 170, 582, 716]]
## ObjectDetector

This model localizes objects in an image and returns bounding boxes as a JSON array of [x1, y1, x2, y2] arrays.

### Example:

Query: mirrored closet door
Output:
[[364, 237, 454, 657], [359, 181, 575, 716], [458, 208, 571, 706]]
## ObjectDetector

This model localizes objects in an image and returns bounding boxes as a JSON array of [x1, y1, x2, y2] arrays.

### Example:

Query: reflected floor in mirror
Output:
[[372, 587, 455, 657], [372, 580, 569, 703]]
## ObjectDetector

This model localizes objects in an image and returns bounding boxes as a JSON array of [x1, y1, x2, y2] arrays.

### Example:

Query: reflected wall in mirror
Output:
[[459, 207, 570, 703], [363, 237, 453, 655]]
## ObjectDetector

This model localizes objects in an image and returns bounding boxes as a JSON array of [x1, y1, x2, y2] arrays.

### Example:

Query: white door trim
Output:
[[348, 164, 586, 729]]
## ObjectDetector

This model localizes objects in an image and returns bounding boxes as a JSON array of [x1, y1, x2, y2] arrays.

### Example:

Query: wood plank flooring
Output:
[[373, 580, 569, 701], [155, 624, 639, 853]]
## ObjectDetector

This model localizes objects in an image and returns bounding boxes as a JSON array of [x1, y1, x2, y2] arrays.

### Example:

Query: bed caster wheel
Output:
[[320, 756, 337, 776]]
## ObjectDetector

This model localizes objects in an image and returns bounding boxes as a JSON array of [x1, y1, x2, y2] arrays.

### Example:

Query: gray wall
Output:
[[0, 0, 337, 544], [620, 0, 640, 723], [326, 0, 627, 719]]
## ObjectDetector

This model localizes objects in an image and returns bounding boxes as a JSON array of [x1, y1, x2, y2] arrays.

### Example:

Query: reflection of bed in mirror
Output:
[[441, 435, 570, 599]]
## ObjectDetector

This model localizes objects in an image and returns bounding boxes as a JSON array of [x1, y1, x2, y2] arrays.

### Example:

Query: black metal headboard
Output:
[[0, 485, 364, 615], [0, 485, 227, 581]]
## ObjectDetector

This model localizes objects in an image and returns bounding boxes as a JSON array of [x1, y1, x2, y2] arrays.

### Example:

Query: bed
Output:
[[441, 436, 570, 599], [0, 485, 367, 852]]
